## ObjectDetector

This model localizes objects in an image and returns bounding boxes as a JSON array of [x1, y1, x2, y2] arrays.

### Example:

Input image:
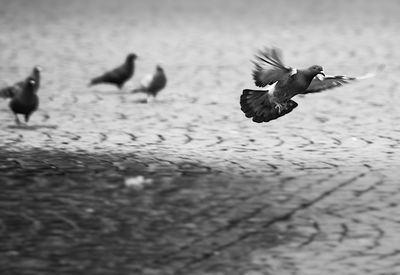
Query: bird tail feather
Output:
[[255, 47, 288, 70], [240, 89, 298, 123], [88, 77, 102, 87]]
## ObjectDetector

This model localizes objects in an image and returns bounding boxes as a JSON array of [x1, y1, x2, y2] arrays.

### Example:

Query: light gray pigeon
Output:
[[132, 65, 167, 102]]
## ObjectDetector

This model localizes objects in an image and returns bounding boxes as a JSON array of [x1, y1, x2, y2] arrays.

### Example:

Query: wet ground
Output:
[[1, 0, 400, 274]]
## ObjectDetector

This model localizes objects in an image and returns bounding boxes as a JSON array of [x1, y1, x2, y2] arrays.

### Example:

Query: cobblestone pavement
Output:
[[1, 0, 400, 274]]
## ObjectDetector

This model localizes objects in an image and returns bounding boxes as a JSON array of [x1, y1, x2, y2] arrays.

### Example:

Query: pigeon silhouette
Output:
[[0, 66, 41, 124], [89, 53, 137, 89], [241, 47, 373, 123], [132, 65, 167, 102]]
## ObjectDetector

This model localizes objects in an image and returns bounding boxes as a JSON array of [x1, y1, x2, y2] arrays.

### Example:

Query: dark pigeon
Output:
[[132, 65, 167, 102], [241, 47, 373, 123], [0, 66, 41, 124], [89, 53, 137, 89]]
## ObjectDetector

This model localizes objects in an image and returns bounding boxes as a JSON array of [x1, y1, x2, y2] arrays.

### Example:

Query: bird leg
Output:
[[274, 103, 285, 113], [14, 114, 21, 125], [146, 95, 156, 103], [24, 114, 30, 123]]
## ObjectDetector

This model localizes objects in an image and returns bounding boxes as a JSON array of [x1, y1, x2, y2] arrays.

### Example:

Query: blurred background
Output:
[[1, 0, 400, 274]]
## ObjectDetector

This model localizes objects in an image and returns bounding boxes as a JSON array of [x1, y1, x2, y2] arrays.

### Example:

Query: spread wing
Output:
[[302, 73, 374, 94], [0, 77, 29, 99], [252, 47, 292, 87], [0, 82, 24, 98], [0, 85, 16, 98], [240, 89, 298, 123]]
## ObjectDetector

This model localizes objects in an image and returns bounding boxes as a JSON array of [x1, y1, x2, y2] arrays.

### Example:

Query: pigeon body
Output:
[[132, 65, 167, 101], [241, 47, 371, 123], [9, 80, 39, 123], [89, 53, 137, 89], [0, 67, 41, 124]]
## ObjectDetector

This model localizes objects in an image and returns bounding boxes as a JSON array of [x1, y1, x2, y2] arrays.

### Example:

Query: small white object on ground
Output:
[[124, 176, 153, 189]]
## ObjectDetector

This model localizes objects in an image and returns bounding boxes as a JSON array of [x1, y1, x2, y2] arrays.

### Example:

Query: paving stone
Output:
[[0, 0, 399, 274]]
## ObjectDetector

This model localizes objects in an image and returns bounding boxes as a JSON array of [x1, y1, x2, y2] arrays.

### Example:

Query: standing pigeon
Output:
[[240, 47, 372, 123], [132, 65, 167, 102], [0, 66, 41, 124], [89, 53, 137, 89]]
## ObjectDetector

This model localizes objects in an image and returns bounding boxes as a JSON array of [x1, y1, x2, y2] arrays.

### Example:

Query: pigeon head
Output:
[[127, 53, 138, 61], [156, 65, 163, 71], [308, 65, 325, 77], [33, 66, 42, 77]]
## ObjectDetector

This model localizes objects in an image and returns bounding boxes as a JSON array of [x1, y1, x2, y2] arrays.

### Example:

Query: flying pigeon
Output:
[[131, 65, 167, 102], [89, 53, 137, 89], [240, 47, 373, 123], [0, 66, 41, 124]]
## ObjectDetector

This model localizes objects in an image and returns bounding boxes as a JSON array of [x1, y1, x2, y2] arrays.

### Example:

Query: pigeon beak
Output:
[[318, 71, 325, 77]]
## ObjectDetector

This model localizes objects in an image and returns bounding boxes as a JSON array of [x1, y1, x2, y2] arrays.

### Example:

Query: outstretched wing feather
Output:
[[252, 47, 291, 87], [302, 73, 374, 94]]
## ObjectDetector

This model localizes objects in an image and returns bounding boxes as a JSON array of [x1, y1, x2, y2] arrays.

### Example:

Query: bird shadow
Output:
[[93, 90, 128, 95], [7, 124, 58, 130], [130, 98, 170, 104], [131, 98, 149, 104]]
